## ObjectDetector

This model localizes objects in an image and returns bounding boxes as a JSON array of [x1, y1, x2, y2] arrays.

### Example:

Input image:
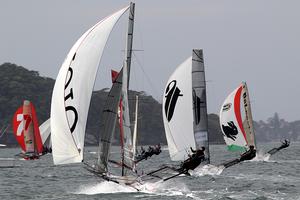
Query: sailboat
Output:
[[50, 3, 141, 188], [219, 82, 257, 168], [147, 49, 210, 181], [12, 100, 49, 160], [219, 82, 290, 168]]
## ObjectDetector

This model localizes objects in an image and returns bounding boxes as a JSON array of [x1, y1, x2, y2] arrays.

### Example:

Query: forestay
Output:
[[219, 82, 256, 151], [51, 6, 129, 165]]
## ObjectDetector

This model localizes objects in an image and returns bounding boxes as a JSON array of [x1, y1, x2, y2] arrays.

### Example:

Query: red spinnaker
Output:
[[12, 106, 26, 152]]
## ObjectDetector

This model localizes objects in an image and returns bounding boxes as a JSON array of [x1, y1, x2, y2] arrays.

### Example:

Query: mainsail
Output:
[[219, 82, 256, 151], [97, 69, 123, 172], [192, 49, 210, 163], [121, 2, 135, 170], [51, 6, 130, 165], [163, 49, 210, 162]]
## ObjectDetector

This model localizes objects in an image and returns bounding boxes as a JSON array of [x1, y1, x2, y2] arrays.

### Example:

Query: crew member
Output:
[[179, 147, 205, 172], [239, 145, 256, 162]]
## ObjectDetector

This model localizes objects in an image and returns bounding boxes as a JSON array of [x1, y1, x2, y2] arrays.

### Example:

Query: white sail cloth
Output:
[[163, 57, 194, 161], [51, 6, 129, 165]]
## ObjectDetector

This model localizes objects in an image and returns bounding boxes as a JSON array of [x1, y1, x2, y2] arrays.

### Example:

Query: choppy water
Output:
[[0, 143, 299, 200]]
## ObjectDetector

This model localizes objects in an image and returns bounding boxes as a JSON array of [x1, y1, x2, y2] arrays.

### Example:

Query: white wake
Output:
[[191, 164, 224, 177], [75, 181, 137, 195]]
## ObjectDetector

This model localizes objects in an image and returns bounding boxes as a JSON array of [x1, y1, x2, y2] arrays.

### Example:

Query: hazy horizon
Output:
[[1, 0, 299, 121]]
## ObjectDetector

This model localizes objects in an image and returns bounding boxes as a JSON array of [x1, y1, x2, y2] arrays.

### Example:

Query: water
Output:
[[0, 143, 299, 200]]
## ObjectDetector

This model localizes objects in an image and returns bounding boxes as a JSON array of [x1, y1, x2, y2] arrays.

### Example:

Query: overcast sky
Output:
[[0, 0, 299, 121]]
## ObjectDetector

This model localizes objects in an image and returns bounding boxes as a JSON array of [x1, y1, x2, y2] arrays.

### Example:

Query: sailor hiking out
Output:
[[178, 147, 206, 173]]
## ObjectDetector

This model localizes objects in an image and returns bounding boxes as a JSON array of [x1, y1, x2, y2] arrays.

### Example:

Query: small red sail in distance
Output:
[[12, 101, 43, 154]]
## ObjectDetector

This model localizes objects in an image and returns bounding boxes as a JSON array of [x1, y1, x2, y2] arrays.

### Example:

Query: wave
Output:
[[191, 164, 224, 177], [251, 150, 270, 162], [75, 181, 137, 195], [137, 179, 195, 198]]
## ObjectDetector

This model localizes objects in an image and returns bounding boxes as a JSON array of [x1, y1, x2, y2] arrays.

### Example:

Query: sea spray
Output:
[[191, 164, 224, 177], [75, 181, 137, 195]]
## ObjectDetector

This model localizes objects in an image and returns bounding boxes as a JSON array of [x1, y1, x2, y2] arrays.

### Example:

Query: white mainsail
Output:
[[51, 6, 130, 165], [163, 49, 210, 162], [219, 82, 256, 151]]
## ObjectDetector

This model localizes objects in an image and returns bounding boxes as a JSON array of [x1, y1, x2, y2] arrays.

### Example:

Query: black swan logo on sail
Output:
[[164, 80, 183, 122], [222, 121, 238, 140], [193, 89, 202, 125], [64, 54, 79, 134]]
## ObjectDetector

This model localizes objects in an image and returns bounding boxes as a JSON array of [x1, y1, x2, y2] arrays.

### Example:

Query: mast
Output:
[[191, 49, 210, 164], [242, 82, 257, 149], [121, 2, 135, 174], [125, 2, 135, 83]]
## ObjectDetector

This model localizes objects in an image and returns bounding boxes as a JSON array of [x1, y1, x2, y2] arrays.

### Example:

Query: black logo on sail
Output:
[[193, 89, 201, 125], [64, 56, 79, 134], [222, 121, 238, 140], [164, 80, 183, 122]]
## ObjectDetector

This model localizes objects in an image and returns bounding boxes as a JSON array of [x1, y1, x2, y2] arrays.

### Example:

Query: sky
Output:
[[0, 0, 299, 121]]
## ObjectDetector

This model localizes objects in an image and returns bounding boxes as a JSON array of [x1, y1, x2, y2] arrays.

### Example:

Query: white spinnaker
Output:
[[219, 84, 248, 151], [39, 118, 51, 146], [163, 57, 195, 161], [51, 6, 129, 165]]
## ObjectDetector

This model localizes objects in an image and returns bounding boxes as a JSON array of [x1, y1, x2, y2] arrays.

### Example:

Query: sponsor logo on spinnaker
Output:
[[222, 103, 232, 111], [222, 121, 238, 141], [164, 80, 183, 122], [64, 56, 79, 134]]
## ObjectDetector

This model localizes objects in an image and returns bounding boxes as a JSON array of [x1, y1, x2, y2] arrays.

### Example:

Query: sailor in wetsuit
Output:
[[135, 144, 161, 161], [179, 147, 206, 173], [239, 145, 256, 162], [278, 139, 290, 150]]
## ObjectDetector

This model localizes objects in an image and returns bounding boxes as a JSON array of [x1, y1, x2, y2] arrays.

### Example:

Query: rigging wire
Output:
[[132, 51, 161, 102], [0, 125, 9, 139]]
